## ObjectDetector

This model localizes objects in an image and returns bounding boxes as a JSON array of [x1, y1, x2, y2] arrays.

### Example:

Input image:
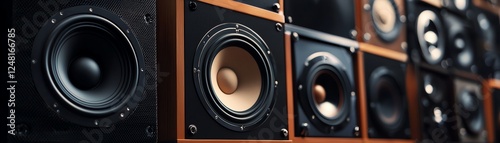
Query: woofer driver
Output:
[[31, 6, 146, 127]]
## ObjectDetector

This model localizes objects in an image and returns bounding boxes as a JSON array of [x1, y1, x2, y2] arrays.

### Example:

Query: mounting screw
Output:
[[363, 4, 371, 11], [300, 123, 309, 136], [401, 42, 408, 51], [276, 23, 283, 31], [354, 126, 360, 136], [189, 1, 197, 11], [350, 30, 357, 38], [281, 128, 289, 137], [363, 33, 371, 41], [272, 3, 280, 12], [188, 124, 197, 135], [287, 16, 293, 23], [400, 15, 407, 23], [292, 32, 299, 42], [146, 125, 155, 137]]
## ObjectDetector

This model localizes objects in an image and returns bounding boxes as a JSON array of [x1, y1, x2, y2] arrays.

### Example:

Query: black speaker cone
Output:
[[369, 67, 404, 132], [193, 23, 277, 131], [458, 90, 484, 135], [32, 6, 145, 127]]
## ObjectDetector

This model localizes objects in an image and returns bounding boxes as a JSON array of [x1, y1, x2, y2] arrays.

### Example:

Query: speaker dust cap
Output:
[[193, 23, 277, 132], [31, 6, 146, 127]]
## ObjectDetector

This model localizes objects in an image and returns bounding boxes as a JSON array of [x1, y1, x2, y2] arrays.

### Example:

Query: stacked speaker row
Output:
[[6, 0, 500, 143]]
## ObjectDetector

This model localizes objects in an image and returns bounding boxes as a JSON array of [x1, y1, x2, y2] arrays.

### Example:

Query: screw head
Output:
[[276, 23, 283, 31], [188, 124, 197, 135], [189, 1, 197, 11], [281, 128, 289, 137], [272, 3, 280, 12]]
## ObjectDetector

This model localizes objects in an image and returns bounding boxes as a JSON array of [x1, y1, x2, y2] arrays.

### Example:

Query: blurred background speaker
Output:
[[157, 0, 289, 142], [362, 52, 410, 139], [470, 1, 500, 79], [407, 0, 450, 69], [8, 0, 157, 142], [417, 70, 457, 143], [441, 10, 478, 73], [286, 25, 360, 141], [284, 0, 356, 40], [356, 0, 407, 53], [453, 77, 487, 142]]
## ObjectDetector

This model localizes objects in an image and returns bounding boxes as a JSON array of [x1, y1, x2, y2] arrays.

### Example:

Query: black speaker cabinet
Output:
[[8, 0, 157, 142], [157, 0, 288, 142], [286, 24, 359, 139], [470, 3, 500, 79], [441, 10, 478, 73], [363, 53, 410, 139], [407, 0, 450, 69], [442, 0, 473, 17], [453, 76, 487, 142], [284, 0, 356, 40], [417, 69, 457, 143], [356, 0, 407, 53]]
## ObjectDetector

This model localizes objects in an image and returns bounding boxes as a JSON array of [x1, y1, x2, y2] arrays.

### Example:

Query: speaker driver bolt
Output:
[[300, 123, 309, 136], [32, 60, 36, 64], [188, 124, 197, 135], [354, 126, 360, 136], [363, 4, 371, 11], [189, 1, 197, 11], [275, 23, 283, 31], [281, 128, 289, 137], [363, 33, 371, 41], [272, 3, 280, 12]]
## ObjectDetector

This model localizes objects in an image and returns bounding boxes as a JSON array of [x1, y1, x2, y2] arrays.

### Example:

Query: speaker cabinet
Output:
[[356, 0, 407, 53], [453, 76, 487, 142], [285, 24, 360, 142], [416, 69, 457, 143], [157, 0, 289, 142], [407, 0, 450, 69], [284, 0, 356, 40], [470, 3, 500, 79], [362, 52, 410, 139], [441, 11, 477, 73], [442, 0, 473, 16], [8, 0, 157, 142]]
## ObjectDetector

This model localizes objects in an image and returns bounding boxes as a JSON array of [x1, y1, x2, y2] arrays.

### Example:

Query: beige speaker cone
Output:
[[372, 0, 397, 33], [312, 71, 343, 119], [210, 46, 262, 112]]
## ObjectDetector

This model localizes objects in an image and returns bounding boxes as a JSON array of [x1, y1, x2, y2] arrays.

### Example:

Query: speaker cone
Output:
[[193, 23, 276, 131], [32, 6, 145, 127], [417, 10, 446, 65], [370, 0, 402, 42], [457, 90, 484, 135], [298, 52, 351, 132], [369, 67, 405, 132]]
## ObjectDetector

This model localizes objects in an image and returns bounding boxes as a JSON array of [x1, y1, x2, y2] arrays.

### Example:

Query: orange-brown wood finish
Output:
[[199, 0, 284, 23], [355, 51, 369, 143], [356, 0, 407, 53], [405, 63, 421, 140], [473, 0, 500, 15], [359, 43, 407, 63], [157, 0, 185, 141], [483, 79, 498, 143]]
